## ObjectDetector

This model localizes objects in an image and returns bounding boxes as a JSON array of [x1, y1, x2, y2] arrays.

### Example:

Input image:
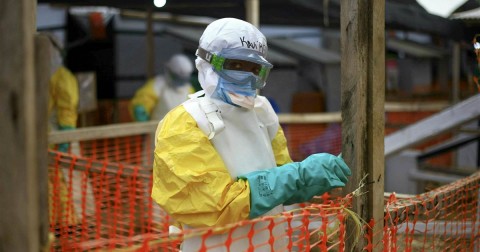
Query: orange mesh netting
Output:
[[48, 148, 480, 251], [48, 151, 169, 251], [48, 109, 478, 251], [78, 135, 154, 167], [381, 172, 480, 251], [48, 149, 356, 251]]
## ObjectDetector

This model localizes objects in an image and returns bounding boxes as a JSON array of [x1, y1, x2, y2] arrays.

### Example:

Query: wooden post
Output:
[[0, 0, 40, 251], [340, 0, 385, 251], [35, 34, 52, 252], [146, 8, 155, 79], [452, 42, 461, 104], [245, 0, 260, 28]]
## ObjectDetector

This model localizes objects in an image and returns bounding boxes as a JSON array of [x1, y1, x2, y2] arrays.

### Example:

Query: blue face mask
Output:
[[212, 70, 257, 106]]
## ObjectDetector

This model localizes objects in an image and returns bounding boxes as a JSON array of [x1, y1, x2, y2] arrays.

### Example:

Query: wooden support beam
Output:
[[146, 8, 155, 79], [0, 0, 40, 250], [48, 121, 159, 144], [341, 0, 385, 251], [452, 42, 461, 104], [277, 112, 341, 124], [48, 113, 342, 144], [245, 0, 260, 28], [385, 94, 480, 158], [35, 34, 51, 252]]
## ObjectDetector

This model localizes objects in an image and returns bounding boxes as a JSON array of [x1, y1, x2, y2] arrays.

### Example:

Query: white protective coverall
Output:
[[130, 54, 194, 122]]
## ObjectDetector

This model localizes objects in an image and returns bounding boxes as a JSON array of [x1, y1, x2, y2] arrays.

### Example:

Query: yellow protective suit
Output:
[[48, 66, 81, 227], [151, 105, 292, 228], [129, 79, 158, 119], [48, 66, 79, 129]]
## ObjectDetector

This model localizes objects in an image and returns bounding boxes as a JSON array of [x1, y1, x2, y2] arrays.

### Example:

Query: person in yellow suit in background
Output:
[[47, 34, 79, 153], [44, 33, 82, 230], [130, 54, 194, 122]]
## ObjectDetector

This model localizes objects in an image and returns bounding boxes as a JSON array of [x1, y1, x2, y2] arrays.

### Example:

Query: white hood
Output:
[[195, 18, 268, 99]]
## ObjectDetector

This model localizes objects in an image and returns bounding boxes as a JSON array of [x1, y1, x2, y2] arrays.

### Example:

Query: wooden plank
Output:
[[146, 8, 155, 79], [35, 34, 51, 252], [48, 113, 343, 144], [48, 121, 159, 144], [48, 98, 450, 144], [0, 0, 39, 250], [341, 0, 385, 251], [452, 42, 461, 104], [277, 112, 341, 123], [384, 101, 449, 112], [48, 99, 451, 144], [369, 1, 386, 250], [385, 94, 480, 158]]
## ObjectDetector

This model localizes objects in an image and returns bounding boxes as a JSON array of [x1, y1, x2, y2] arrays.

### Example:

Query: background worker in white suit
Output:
[[130, 53, 194, 122], [151, 18, 351, 251], [130, 54, 194, 167]]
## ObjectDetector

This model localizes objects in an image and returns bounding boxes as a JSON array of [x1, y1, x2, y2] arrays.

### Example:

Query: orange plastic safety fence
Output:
[[48, 151, 169, 251], [79, 135, 154, 167], [48, 150, 356, 251], [282, 123, 342, 162], [378, 172, 480, 251], [48, 151, 480, 251], [49, 108, 476, 251]]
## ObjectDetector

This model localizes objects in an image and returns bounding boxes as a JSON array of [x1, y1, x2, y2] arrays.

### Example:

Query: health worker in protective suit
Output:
[[45, 33, 83, 227], [151, 18, 351, 251], [130, 54, 194, 122], [47, 34, 79, 153]]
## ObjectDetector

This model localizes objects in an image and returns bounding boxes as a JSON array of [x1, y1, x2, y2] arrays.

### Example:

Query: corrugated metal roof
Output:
[[161, 26, 447, 65], [386, 38, 448, 58], [268, 38, 341, 64], [451, 7, 480, 19]]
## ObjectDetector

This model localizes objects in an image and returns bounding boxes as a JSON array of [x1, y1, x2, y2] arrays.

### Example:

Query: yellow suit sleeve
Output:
[[152, 106, 251, 228], [271, 126, 293, 166], [129, 79, 159, 118], [49, 66, 79, 128]]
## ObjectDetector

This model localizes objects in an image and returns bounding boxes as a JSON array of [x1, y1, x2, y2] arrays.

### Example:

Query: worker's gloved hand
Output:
[[238, 153, 351, 219], [57, 125, 75, 153], [134, 105, 149, 122]]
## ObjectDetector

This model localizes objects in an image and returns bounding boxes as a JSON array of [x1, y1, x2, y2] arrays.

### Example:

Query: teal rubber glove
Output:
[[58, 125, 75, 153], [238, 153, 351, 219], [134, 105, 149, 122]]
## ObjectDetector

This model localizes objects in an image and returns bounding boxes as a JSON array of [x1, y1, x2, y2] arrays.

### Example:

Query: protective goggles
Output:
[[196, 47, 273, 89], [165, 68, 190, 87]]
